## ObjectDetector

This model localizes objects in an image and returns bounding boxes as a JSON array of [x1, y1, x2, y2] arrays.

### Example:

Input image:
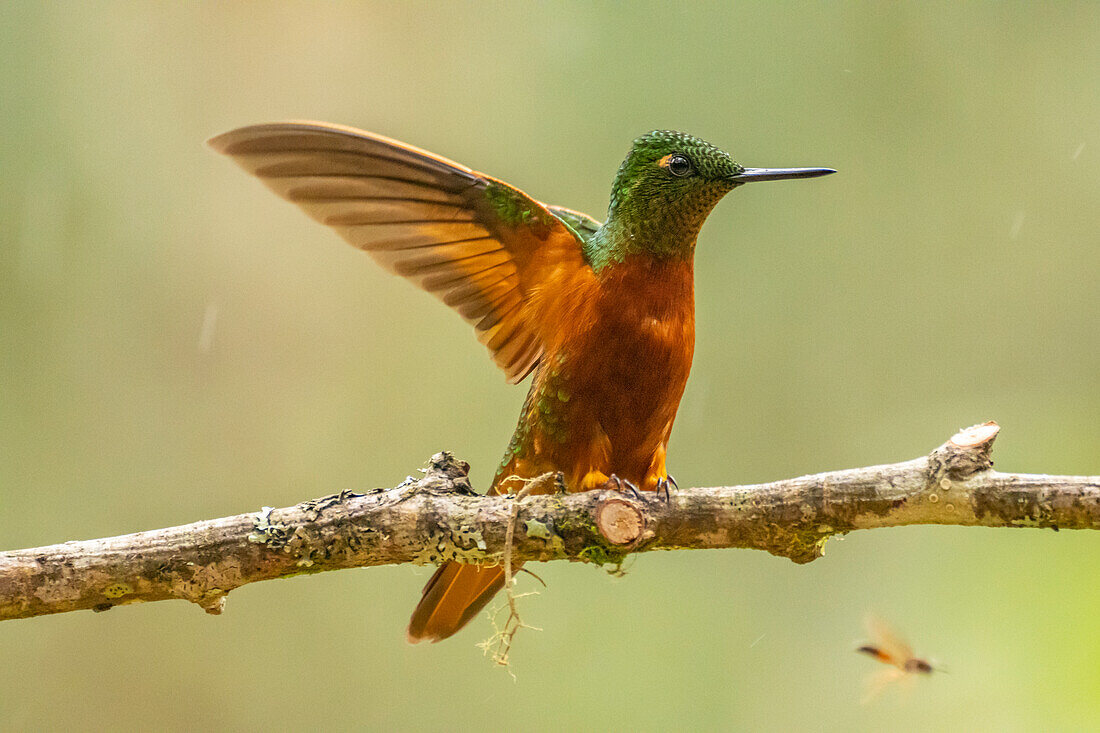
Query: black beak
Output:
[[729, 167, 836, 183]]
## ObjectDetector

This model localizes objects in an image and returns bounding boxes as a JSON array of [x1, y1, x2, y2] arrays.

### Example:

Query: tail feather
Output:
[[406, 562, 507, 643]]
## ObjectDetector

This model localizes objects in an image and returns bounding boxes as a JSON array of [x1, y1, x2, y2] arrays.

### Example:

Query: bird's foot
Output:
[[606, 474, 645, 502], [654, 475, 677, 503]]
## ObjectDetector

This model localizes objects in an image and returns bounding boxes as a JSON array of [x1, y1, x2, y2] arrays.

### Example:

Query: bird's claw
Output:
[[654, 475, 677, 503], [607, 474, 644, 502]]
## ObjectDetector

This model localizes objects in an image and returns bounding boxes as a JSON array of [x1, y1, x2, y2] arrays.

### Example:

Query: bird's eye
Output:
[[665, 154, 692, 177]]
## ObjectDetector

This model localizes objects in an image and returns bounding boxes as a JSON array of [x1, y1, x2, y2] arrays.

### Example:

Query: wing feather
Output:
[[210, 121, 596, 382], [284, 177, 461, 204]]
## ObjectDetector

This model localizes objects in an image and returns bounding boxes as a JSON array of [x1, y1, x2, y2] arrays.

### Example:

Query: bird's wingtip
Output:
[[205, 121, 332, 154], [205, 131, 231, 154]]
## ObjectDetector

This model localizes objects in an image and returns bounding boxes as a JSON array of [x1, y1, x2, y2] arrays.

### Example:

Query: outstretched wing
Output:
[[209, 121, 595, 383], [865, 615, 914, 667]]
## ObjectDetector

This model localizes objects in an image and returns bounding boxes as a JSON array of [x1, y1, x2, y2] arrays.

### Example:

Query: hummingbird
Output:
[[209, 122, 834, 643]]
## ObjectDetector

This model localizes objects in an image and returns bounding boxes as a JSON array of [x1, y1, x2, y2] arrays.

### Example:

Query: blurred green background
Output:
[[1, 2, 1098, 730]]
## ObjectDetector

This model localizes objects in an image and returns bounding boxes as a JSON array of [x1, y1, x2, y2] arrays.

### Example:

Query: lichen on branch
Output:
[[0, 423, 1096, 622]]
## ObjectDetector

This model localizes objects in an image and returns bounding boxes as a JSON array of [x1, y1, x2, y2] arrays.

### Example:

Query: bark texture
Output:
[[1, 423, 1096, 621]]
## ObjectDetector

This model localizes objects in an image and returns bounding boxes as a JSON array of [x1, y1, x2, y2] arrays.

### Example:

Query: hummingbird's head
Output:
[[609, 131, 741, 234], [598, 130, 833, 264]]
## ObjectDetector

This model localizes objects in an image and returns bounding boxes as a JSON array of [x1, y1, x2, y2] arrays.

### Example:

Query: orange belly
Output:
[[495, 254, 695, 494]]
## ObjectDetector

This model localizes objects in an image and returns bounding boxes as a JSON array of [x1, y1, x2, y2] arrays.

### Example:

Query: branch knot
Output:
[[927, 421, 1000, 484], [422, 452, 475, 495]]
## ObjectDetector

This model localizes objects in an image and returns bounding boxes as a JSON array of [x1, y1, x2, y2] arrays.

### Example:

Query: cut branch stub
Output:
[[950, 421, 1000, 449], [595, 497, 646, 545], [930, 420, 1000, 481]]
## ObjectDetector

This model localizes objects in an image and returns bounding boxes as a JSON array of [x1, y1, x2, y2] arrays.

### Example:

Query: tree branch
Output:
[[1, 422, 1096, 622]]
